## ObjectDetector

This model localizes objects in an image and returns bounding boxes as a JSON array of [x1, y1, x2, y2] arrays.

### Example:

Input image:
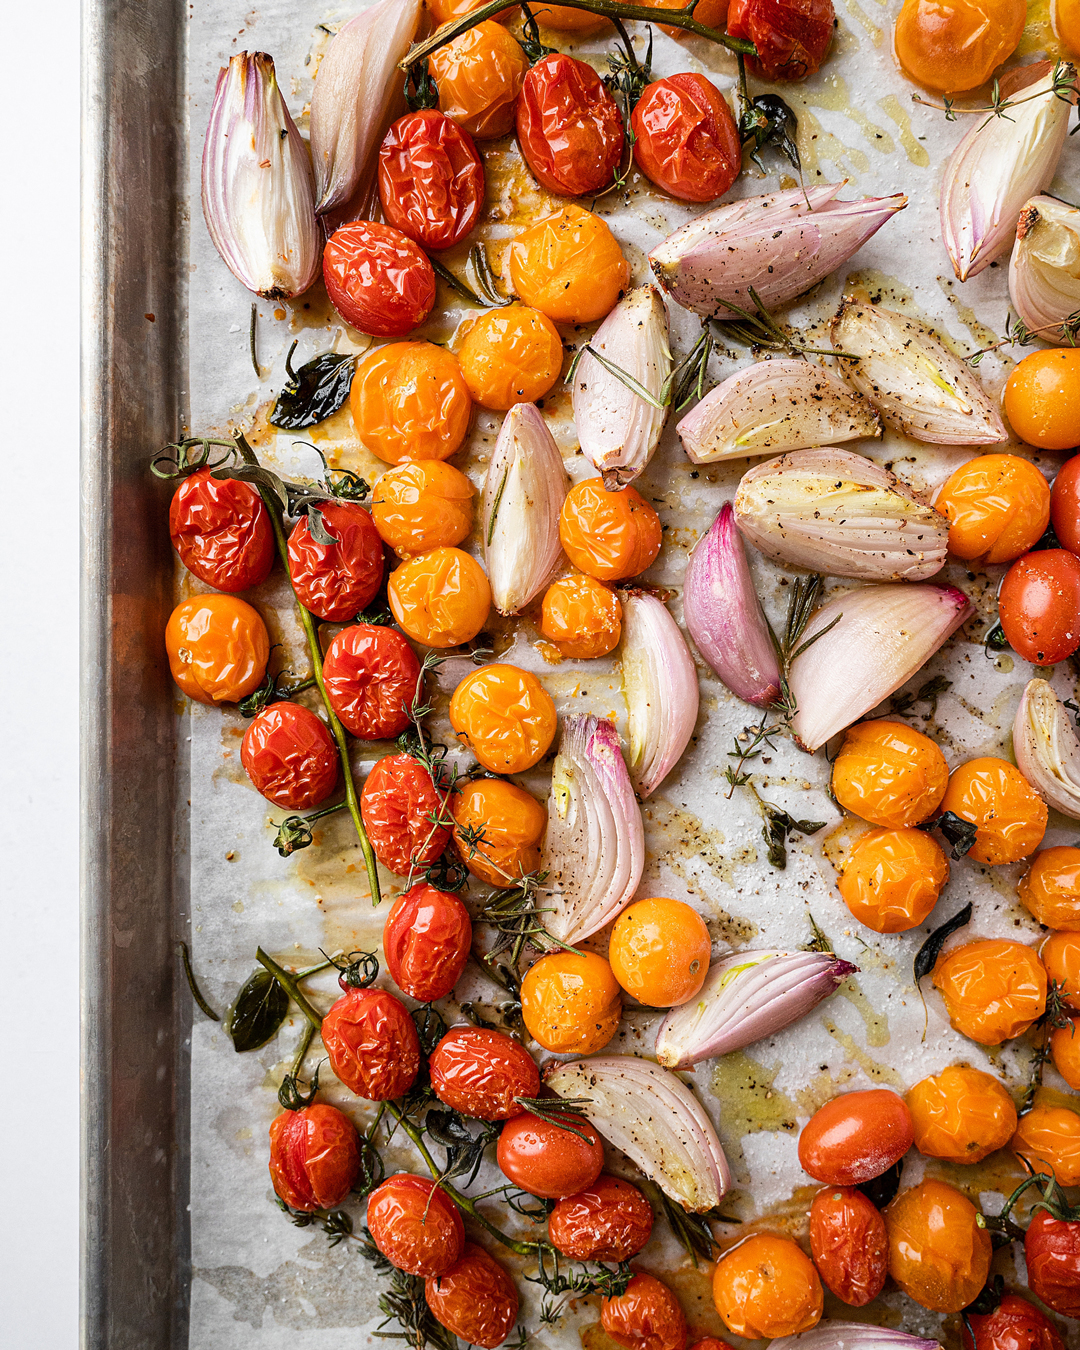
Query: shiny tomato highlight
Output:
[[608, 897, 711, 1008], [382, 884, 472, 1002], [962, 1293, 1066, 1350], [999, 549, 1080, 665], [425, 1243, 520, 1350], [798, 1089, 914, 1185], [933, 939, 1047, 1044], [378, 110, 485, 252], [831, 719, 949, 828], [429, 1025, 540, 1120], [516, 54, 624, 198], [286, 501, 384, 622], [727, 0, 835, 80], [360, 753, 452, 877], [351, 341, 472, 465], [367, 1173, 465, 1276], [321, 985, 420, 1101], [429, 22, 529, 141], [450, 777, 547, 886], [559, 480, 663, 582], [1019, 847, 1080, 929], [449, 664, 558, 773], [496, 1109, 604, 1199], [936, 453, 1051, 565], [166, 593, 270, 705], [631, 74, 741, 203], [387, 546, 492, 648], [547, 1175, 654, 1262], [601, 1272, 688, 1350], [323, 221, 435, 337], [894, 0, 1026, 92], [837, 826, 949, 934], [939, 757, 1047, 865], [240, 702, 339, 809], [712, 1232, 824, 1339], [456, 306, 564, 411], [809, 1185, 888, 1306], [169, 468, 274, 593], [508, 206, 630, 325], [268, 1103, 361, 1212], [539, 573, 623, 659], [905, 1065, 1017, 1163], [371, 460, 475, 559], [520, 950, 623, 1054], [884, 1179, 993, 1312], [1027, 1207, 1080, 1316], [322, 623, 421, 741]]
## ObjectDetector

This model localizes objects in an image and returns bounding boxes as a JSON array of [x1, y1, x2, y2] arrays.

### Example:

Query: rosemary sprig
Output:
[[715, 288, 858, 361]]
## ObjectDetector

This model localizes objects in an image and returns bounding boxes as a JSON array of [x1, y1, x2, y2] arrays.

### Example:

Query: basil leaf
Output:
[[913, 902, 973, 985], [270, 351, 356, 430], [226, 969, 289, 1052]]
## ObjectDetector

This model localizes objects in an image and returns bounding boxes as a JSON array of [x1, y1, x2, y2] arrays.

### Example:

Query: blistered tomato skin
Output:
[[831, 719, 949, 828], [894, 0, 1026, 92], [496, 1110, 604, 1199], [371, 461, 474, 559], [382, 884, 472, 1002], [1040, 931, 1080, 1009], [321, 986, 420, 1101], [999, 549, 1080, 665], [430, 22, 528, 140], [809, 1186, 888, 1306], [166, 594, 270, 705], [631, 74, 741, 203], [540, 573, 623, 659], [169, 468, 274, 593], [1051, 455, 1080, 556], [426, 0, 514, 23], [286, 502, 384, 622], [529, 2, 609, 30], [1012, 1105, 1080, 1186], [905, 1065, 1018, 1163], [608, 897, 712, 1008], [450, 778, 547, 886], [559, 481, 663, 582], [509, 206, 630, 325], [837, 827, 949, 934], [1027, 1209, 1080, 1316], [547, 1175, 654, 1262], [1019, 847, 1080, 928], [456, 306, 564, 411], [425, 1243, 520, 1350], [366, 1173, 465, 1277], [323, 222, 435, 337], [516, 54, 624, 198], [712, 1233, 824, 1339], [387, 546, 492, 648], [520, 950, 623, 1055], [1004, 350, 1080, 451], [939, 757, 1048, 865], [360, 754, 452, 877], [962, 1293, 1066, 1350], [933, 939, 1047, 1044], [601, 1272, 687, 1350], [727, 0, 835, 80], [449, 664, 558, 774], [885, 1180, 993, 1313], [268, 1103, 361, 1212], [429, 1025, 540, 1120], [798, 1090, 914, 1185], [322, 624, 421, 741], [350, 341, 472, 465], [936, 454, 1051, 564], [378, 111, 485, 252], [240, 702, 339, 809]]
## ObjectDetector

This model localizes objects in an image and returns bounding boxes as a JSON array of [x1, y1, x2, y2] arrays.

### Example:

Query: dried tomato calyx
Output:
[[331, 949, 381, 990], [279, 1064, 321, 1111]]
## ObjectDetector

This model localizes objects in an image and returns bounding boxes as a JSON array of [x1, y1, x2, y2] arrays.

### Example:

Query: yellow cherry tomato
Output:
[[387, 547, 491, 648], [933, 939, 1047, 1045], [837, 827, 949, 934], [935, 454, 1051, 564], [608, 897, 711, 1008], [905, 1065, 1018, 1164], [521, 950, 623, 1054], [1012, 1104, 1080, 1186], [939, 757, 1047, 865], [539, 573, 623, 659], [558, 481, 663, 582], [1004, 350, 1080, 451], [894, 0, 1026, 93], [1019, 847, 1080, 929], [508, 206, 630, 326], [429, 21, 528, 141], [712, 1233, 823, 1339], [456, 306, 564, 411], [350, 341, 472, 464], [1054, 0, 1080, 56], [1041, 931, 1080, 1009], [884, 1180, 993, 1313], [371, 461, 475, 558], [831, 719, 949, 828], [450, 778, 547, 886], [449, 664, 558, 773], [165, 594, 270, 705], [1052, 1019, 1080, 1088]]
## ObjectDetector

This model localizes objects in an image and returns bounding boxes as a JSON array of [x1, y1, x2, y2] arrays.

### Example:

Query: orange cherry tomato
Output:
[[425, 1242, 520, 1350], [905, 1065, 1018, 1164], [1019, 847, 1080, 929], [894, 0, 1026, 92], [322, 623, 421, 741], [540, 573, 623, 659], [939, 757, 1048, 865], [1012, 1105, 1080, 1186], [649, 0, 730, 34], [713, 1233, 824, 1339], [378, 110, 485, 252], [371, 460, 475, 559], [360, 753, 452, 877], [496, 1109, 605, 1199], [962, 1293, 1067, 1350], [427, 0, 514, 23], [429, 22, 528, 141], [366, 1173, 465, 1276], [165, 593, 270, 705], [933, 939, 1047, 1044], [450, 778, 547, 886], [884, 1179, 993, 1313], [1051, 454, 1080, 556], [429, 1025, 540, 1120], [350, 341, 472, 465], [532, 2, 610, 30], [456, 306, 564, 411], [1055, 0, 1080, 54], [520, 950, 623, 1054], [559, 480, 663, 582], [449, 664, 558, 773], [382, 884, 472, 1002], [321, 985, 420, 1101], [508, 206, 630, 325], [935, 454, 1051, 565], [286, 500, 384, 622], [1052, 1019, 1080, 1088], [831, 719, 949, 828], [727, 0, 834, 80], [517, 54, 624, 198], [1041, 931, 1080, 1008], [387, 546, 491, 648], [323, 221, 435, 337], [1004, 350, 1080, 451], [631, 74, 741, 204], [809, 1185, 888, 1307], [608, 897, 711, 1008], [798, 1090, 914, 1185], [602, 1272, 687, 1350], [999, 549, 1080, 665], [169, 467, 274, 593], [837, 826, 949, 934], [268, 1103, 360, 1212], [547, 1175, 654, 1262], [240, 702, 339, 809]]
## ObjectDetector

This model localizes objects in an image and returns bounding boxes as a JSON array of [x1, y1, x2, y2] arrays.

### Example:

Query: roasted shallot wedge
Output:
[[545, 1056, 731, 1212], [1014, 679, 1080, 820], [1010, 196, 1080, 344], [621, 589, 699, 799], [770, 1324, 941, 1350]]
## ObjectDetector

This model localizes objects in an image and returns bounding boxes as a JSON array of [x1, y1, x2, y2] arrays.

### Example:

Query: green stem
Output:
[[256, 948, 328, 1030], [290, 1021, 316, 1077]]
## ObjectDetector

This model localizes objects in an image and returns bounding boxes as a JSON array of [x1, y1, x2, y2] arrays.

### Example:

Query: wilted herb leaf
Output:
[[936, 810, 980, 861], [227, 969, 289, 1051], [741, 93, 801, 172], [913, 902, 973, 984], [270, 348, 356, 430]]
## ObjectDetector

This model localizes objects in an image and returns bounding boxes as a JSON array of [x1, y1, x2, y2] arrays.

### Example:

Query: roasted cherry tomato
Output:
[[360, 753, 452, 877], [530, 1, 609, 31], [1052, 1018, 1080, 1088], [884, 1179, 993, 1313], [1027, 1206, 1080, 1316], [429, 1025, 540, 1120], [351, 341, 472, 465], [548, 1175, 654, 1261], [608, 897, 711, 1008], [366, 1173, 465, 1276], [1012, 1105, 1080, 1186], [382, 883, 472, 1002], [429, 22, 528, 141], [268, 1103, 361, 1212], [427, 0, 514, 23], [425, 1242, 519, 1350], [516, 54, 624, 198], [520, 950, 623, 1054], [631, 74, 741, 203], [894, 0, 1026, 92], [933, 939, 1047, 1044], [713, 1233, 824, 1339], [387, 546, 492, 648], [450, 778, 547, 886], [935, 454, 1051, 564], [962, 1292, 1066, 1350], [649, 0, 729, 29], [1056, 0, 1080, 55], [559, 481, 663, 582], [508, 206, 630, 325], [809, 1185, 888, 1307], [1051, 455, 1080, 556], [169, 468, 274, 593], [1020, 847, 1080, 929], [1041, 931, 1080, 1008], [322, 623, 421, 741], [602, 1272, 687, 1350], [240, 702, 338, 809], [837, 826, 949, 934], [1004, 350, 1080, 451], [727, 0, 835, 80], [456, 306, 564, 411], [286, 501, 384, 622], [905, 1065, 1017, 1163], [999, 549, 1080, 665], [831, 719, 949, 828], [799, 1090, 914, 1185], [321, 985, 420, 1101], [378, 111, 484, 252], [449, 664, 558, 773], [939, 757, 1047, 865], [371, 461, 474, 559], [323, 222, 435, 337], [165, 594, 270, 705], [496, 1108, 604, 1199], [539, 573, 623, 659]]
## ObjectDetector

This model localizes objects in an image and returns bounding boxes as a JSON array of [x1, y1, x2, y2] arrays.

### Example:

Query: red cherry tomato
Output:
[[268, 1103, 361, 1212], [321, 985, 420, 1101], [360, 753, 452, 877], [809, 1185, 889, 1306], [962, 1293, 1066, 1350], [286, 502, 384, 622], [240, 702, 339, 809], [323, 221, 435, 337], [601, 1272, 688, 1350], [1051, 456, 1080, 557], [169, 468, 274, 593], [727, 0, 835, 80], [378, 110, 485, 252], [496, 1110, 604, 1199], [425, 1242, 520, 1349], [382, 883, 472, 1001], [798, 1090, 914, 1185], [631, 74, 741, 203], [1026, 1209, 1080, 1317], [516, 54, 624, 197], [366, 1173, 465, 1276], [999, 549, 1080, 665], [429, 1025, 540, 1120], [547, 1174, 654, 1261], [322, 624, 421, 741]]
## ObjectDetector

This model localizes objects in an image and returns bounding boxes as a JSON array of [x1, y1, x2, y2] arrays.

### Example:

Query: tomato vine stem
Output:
[[255, 947, 330, 1030]]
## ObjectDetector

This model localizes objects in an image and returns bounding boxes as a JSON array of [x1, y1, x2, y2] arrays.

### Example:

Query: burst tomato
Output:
[[165, 594, 270, 705], [169, 468, 274, 593], [449, 664, 558, 774], [321, 985, 420, 1101], [429, 1025, 540, 1120], [939, 757, 1047, 865], [520, 950, 623, 1055], [713, 1233, 823, 1339], [387, 546, 492, 648], [366, 1173, 465, 1276], [323, 221, 435, 337], [933, 939, 1047, 1044], [1012, 1106, 1080, 1187], [798, 1089, 914, 1185], [809, 1185, 888, 1306], [608, 897, 711, 1008], [360, 753, 452, 877], [601, 1272, 688, 1350], [286, 502, 384, 622], [456, 306, 564, 411], [429, 22, 529, 141], [837, 826, 949, 934], [378, 110, 485, 252], [894, 0, 1026, 92], [1004, 349, 1080, 451], [351, 341, 472, 465], [631, 74, 741, 203], [516, 54, 624, 198], [450, 778, 547, 886], [559, 481, 663, 582], [727, 0, 835, 80], [539, 573, 623, 659], [905, 1065, 1017, 1164], [884, 1179, 993, 1313], [496, 1109, 604, 1199], [1027, 1208, 1080, 1317], [548, 1175, 654, 1261], [1019, 847, 1080, 929], [508, 206, 629, 325], [1051, 455, 1080, 556], [321, 623, 421, 741], [831, 718, 949, 828], [936, 454, 1051, 565], [268, 1103, 361, 1212], [425, 1242, 520, 1350], [382, 883, 472, 1002], [999, 549, 1080, 665], [240, 702, 339, 809], [371, 461, 475, 559], [961, 1293, 1066, 1350]]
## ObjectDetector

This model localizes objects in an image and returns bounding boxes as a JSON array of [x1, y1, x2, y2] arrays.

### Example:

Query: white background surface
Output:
[[0, 0, 81, 1342]]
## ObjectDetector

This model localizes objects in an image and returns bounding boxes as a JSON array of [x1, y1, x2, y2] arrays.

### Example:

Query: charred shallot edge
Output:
[[770, 1323, 942, 1350], [1010, 196, 1080, 344], [654, 950, 858, 1069], [620, 589, 699, 799], [1013, 679, 1080, 820]]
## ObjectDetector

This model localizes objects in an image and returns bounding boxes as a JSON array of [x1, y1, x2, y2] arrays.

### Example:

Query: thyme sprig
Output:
[[1021, 979, 1075, 1114], [912, 59, 1078, 131], [967, 308, 1080, 367]]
